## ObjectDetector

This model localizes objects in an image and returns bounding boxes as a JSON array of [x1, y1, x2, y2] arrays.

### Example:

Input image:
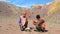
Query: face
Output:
[[37, 18, 40, 20], [23, 14, 26, 18]]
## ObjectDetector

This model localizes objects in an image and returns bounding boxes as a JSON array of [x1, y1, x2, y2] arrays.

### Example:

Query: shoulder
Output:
[[40, 18, 45, 22], [40, 18, 45, 20], [20, 15, 23, 18]]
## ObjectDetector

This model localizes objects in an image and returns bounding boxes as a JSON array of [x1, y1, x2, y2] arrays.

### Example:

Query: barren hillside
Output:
[[0, 1, 24, 18], [27, 4, 51, 19]]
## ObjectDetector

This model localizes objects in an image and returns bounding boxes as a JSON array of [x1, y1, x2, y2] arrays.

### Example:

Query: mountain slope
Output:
[[45, 1, 60, 22], [27, 4, 51, 19], [48, 1, 60, 16], [0, 1, 21, 17]]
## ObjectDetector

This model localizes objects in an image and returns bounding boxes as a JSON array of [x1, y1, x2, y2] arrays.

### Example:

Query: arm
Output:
[[41, 19, 46, 28], [32, 21, 36, 25], [18, 18, 22, 26], [42, 23, 46, 28]]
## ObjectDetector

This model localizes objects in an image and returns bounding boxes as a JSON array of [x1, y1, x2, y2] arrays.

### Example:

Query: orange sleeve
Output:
[[32, 21, 35, 25], [32, 20, 37, 25]]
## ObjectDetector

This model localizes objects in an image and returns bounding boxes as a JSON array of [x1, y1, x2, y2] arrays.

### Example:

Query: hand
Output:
[[19, 23, 25, 27], [32, 21, 36, 25]]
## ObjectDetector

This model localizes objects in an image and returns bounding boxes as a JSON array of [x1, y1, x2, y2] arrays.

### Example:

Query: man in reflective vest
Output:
[[32, 15, 46, 32], [18, 12, 28, 31]]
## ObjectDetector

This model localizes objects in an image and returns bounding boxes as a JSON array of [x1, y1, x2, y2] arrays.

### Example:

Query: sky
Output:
[[0, 0, 53, 8]]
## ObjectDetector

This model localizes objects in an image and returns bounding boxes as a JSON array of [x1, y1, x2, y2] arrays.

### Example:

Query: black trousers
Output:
[[20, 21, 28, 31], [36, 25, 45, 31]]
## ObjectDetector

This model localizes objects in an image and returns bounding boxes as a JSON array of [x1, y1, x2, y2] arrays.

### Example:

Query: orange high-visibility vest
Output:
[[36, 18, 46, 28], [21, 17, 27, 25]]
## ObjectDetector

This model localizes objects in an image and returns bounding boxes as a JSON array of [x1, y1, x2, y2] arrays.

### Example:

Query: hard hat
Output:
[[22, 11, 27, 15]]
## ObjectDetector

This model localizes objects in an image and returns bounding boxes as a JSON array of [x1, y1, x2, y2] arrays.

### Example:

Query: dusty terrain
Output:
[[0, 16, 60, 34]]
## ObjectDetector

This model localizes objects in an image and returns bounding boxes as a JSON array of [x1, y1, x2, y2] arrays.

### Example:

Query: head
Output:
[[36, 15, 40, 19], [22, 11, 27, 17]]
